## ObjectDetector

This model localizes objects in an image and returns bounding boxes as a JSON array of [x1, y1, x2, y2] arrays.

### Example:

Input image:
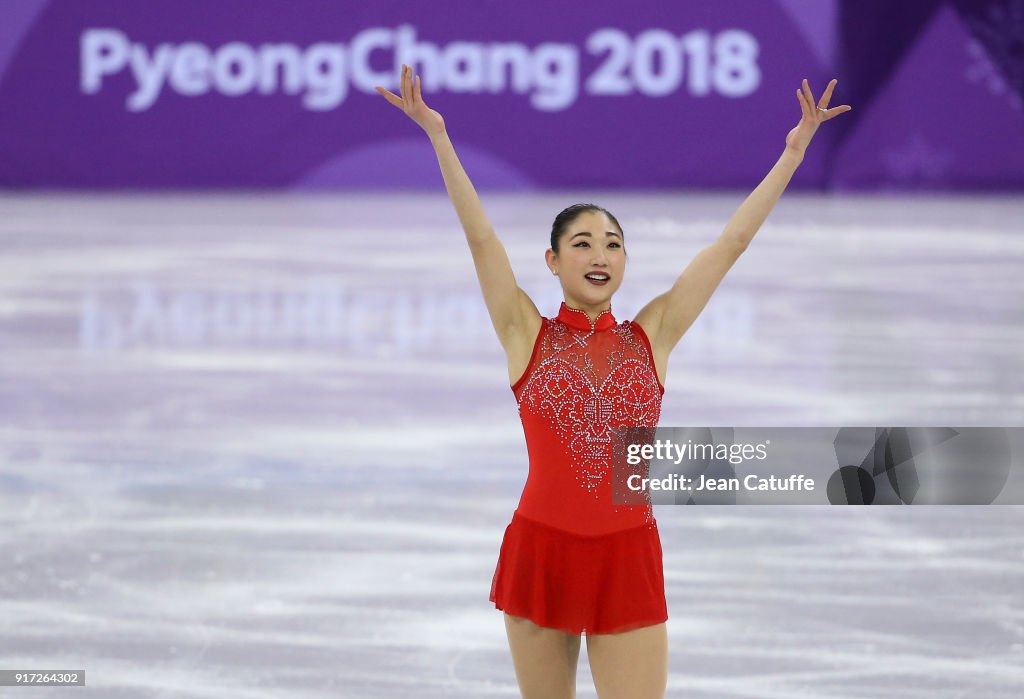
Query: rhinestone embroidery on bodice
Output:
[[515, 303, 663, 498]]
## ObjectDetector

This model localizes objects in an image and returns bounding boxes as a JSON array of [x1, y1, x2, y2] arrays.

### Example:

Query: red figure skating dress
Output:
[[489, 301, 667, 635]]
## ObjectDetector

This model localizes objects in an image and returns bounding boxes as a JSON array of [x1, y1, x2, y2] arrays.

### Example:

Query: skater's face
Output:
[[546, 210, 625, 310]]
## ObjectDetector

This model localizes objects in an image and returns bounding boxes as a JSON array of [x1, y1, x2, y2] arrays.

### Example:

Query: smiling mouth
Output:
[[585, 272, 610, 286]]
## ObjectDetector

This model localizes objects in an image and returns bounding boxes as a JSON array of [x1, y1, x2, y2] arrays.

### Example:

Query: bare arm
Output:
[[376, 65, 539, 352], [427, 128, 540, 346], [636, 78, 851, 374], [634, 147, 803, 360]]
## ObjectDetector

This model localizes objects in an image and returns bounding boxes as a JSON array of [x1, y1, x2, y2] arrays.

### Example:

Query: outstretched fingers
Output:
[[797, 78, 851, 121], [823, 104, 853, 120], [796, 85, 810, 120], [375, 85, 403, 109], [376, 64, 431, 115], [376, 64, 411, 110], [802, 78, 816, 110], [819, 78, 836, 109], [818, 78, 852, 120]]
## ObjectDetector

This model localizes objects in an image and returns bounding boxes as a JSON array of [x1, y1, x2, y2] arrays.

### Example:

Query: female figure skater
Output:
[[377, 65, 850, 699]]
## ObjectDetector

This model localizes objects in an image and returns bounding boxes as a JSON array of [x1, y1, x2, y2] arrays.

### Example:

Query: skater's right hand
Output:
[[375, 64, 446, 139]]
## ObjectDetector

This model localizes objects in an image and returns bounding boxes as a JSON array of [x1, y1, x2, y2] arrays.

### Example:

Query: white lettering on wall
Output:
[[78, 278, 753, 359], [79, 24, 760, 112]]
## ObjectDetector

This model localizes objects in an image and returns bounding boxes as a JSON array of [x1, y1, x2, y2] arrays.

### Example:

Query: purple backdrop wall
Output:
[[0, 0, 1021, 191]]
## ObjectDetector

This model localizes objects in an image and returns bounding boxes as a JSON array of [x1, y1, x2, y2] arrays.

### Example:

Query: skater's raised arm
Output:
[[376, 65, 540, 358], [635, 78, 851, 373]]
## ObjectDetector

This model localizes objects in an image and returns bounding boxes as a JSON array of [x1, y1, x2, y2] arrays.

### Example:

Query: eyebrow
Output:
[[569, 230, 621, 240]]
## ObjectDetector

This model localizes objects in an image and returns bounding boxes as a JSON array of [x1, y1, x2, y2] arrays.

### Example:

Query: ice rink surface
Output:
[[1, 191, 1022, 697]]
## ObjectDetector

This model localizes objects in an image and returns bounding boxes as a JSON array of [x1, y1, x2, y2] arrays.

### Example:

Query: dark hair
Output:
[[549, 203, 625, 253]]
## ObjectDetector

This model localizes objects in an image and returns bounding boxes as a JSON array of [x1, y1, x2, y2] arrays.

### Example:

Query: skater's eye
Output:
[[608, 242, 621, 248], [573, 241, 590, 248]]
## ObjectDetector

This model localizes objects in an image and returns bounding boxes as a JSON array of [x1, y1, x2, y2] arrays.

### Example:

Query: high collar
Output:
[[557, 301, 616, 332]]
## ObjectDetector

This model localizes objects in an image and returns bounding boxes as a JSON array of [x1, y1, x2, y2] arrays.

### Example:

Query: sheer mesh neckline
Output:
[[557, 301, 616, 332]]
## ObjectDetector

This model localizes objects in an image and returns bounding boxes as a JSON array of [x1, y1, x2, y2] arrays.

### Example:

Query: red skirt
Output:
[[489, 510, 668, 635]]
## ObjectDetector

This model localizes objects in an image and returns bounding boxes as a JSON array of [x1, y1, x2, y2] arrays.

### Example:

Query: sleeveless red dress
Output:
[[489, 301, 667, 635]]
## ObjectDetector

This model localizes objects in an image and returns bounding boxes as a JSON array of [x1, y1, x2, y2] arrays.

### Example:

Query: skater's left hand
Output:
[[785, 78, 852, 156]]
